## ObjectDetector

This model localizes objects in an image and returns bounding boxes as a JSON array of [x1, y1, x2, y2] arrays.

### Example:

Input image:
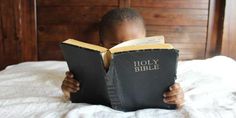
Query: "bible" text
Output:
[[133, 59, 160, 72]]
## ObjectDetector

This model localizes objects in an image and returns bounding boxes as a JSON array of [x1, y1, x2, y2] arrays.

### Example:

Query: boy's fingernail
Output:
[[163, 94, 166, 97], [77, 83, 80, 86], [169, 87, 173, 91], [163, 99, 167, 103]]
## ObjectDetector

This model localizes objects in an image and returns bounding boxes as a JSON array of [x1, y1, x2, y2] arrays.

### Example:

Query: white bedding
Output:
[[0, 56, 236, 118]]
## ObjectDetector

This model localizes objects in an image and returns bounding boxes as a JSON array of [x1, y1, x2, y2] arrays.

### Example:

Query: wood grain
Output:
[[205, 0, 225, 58], [221, 0, 236, 59], [37, 0, 210, 60], [0, 0, 3, 69], [37, 0, 118, 7], [131, 0, 209, 9], [37, 6, 116, 25], [37, 2, 118, 60], [0, 0, 20, 70], [135, 8, 208, 26], [147, 32, 207, 43], [119, 0, 131, 8], [1, 0, 227, 69], [18, 0, 38, 61], [146, 25, 207, 33]]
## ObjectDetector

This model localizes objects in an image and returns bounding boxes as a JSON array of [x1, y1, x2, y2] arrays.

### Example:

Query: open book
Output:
[[62, 36, 173, 68], [60, 36, 179, 111]]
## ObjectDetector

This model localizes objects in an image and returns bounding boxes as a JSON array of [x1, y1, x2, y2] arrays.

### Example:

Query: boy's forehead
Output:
[[105, 21, 146, 43]]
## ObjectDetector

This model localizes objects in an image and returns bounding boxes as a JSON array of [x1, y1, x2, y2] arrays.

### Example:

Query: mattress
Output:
[[0, 56, 235, 118]]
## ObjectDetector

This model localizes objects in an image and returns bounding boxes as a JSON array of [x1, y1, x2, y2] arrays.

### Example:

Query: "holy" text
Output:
[[133, 59, 160, 72]]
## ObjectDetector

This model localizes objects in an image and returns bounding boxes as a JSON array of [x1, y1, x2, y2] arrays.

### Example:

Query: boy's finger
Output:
[[62, 84, 79, 93], [63, 80, 80, 89], [62, 90, 70, 98], [62, 84, 74, 93], [164, 95, 182, 102], [163, 95, 183, 103], [64, 78, 80, 86], [169, 83, 180, 91], [66, 71, 74, 78], [163, 89, 182, 97], [177, 102, 185, 109], [64, 86, 78, 93], [65, 71, 70, 76], [164, 98, 184, 105]]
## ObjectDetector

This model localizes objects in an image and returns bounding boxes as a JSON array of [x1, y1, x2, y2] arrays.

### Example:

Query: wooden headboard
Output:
[[0, 0, 225, 70]]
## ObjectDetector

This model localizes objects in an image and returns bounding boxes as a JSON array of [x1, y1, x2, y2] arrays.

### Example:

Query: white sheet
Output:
[[0, 56, 236, 118]]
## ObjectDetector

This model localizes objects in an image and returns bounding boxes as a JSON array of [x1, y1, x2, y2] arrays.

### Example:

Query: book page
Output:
[[110, 36, 165, 49], [63, 39, 108, 53], [109, 44, 174, 54], [101, 52, 112, 69]]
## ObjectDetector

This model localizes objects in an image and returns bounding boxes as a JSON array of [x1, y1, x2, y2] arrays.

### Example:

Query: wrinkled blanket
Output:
[[0, 56, 235, 118]]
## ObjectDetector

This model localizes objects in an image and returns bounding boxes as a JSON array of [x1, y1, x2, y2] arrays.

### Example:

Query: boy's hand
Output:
[[163, 83, 184, 108], [61, 71, 80, 99]]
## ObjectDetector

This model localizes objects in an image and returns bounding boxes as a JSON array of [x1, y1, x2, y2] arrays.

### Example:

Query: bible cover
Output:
[[60, 37, 179, 111], [106, 49, 178, 111], [60, 43, 111, 106]]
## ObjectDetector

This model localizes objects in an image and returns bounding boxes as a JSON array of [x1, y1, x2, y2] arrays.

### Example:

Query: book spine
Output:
[[105, 66, 122, 110]]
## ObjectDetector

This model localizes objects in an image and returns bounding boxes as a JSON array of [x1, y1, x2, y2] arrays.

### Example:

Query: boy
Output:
[[61, 8, 184, 108]]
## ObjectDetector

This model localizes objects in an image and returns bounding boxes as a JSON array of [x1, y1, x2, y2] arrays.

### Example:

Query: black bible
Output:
[[60, 36, 179, 111]]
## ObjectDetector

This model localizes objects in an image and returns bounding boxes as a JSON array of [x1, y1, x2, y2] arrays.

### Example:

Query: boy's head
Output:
[[99, 8, 146, 48]]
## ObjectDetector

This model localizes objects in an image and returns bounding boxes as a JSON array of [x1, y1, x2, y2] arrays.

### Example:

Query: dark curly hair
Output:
[[99, 8, 145, 41]]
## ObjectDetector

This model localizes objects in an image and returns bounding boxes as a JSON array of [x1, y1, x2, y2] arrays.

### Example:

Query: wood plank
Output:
[[37, 6, 116, 25], [18, 0, 38, 61], [137, 7, 209, 17], [37, 0, 118, 7], [38, 39, 206, 49], [146, 25, 207, 43], [38, 41, 64, 60], [0, 0, 3, 70], [146, 25, 207, 33], [172, 43, 205, 49], [38, 46, 206, 61], [37, 7, 208, 26], [0, 0, 20, 70], [39, 49, 63, 60], [36, 0, 210, 61], [119, 0, 131, 8], [38, 40, 206, 60], [39, 50, 204, 60], [134, 8, 208, 26], [147, 32, 207, 43], [206, 0, 225, 58], [37, 6, 116, 46], [179, 54, 205, 60], [37, 24, 207, 44], [131, 0, 209, 9], [37, 24, 100, 44], [178, 48, 205, 55], [221, 0, 236, 59]]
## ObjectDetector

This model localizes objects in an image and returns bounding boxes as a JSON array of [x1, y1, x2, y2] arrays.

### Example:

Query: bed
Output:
[[0, 56, 236, 118]]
